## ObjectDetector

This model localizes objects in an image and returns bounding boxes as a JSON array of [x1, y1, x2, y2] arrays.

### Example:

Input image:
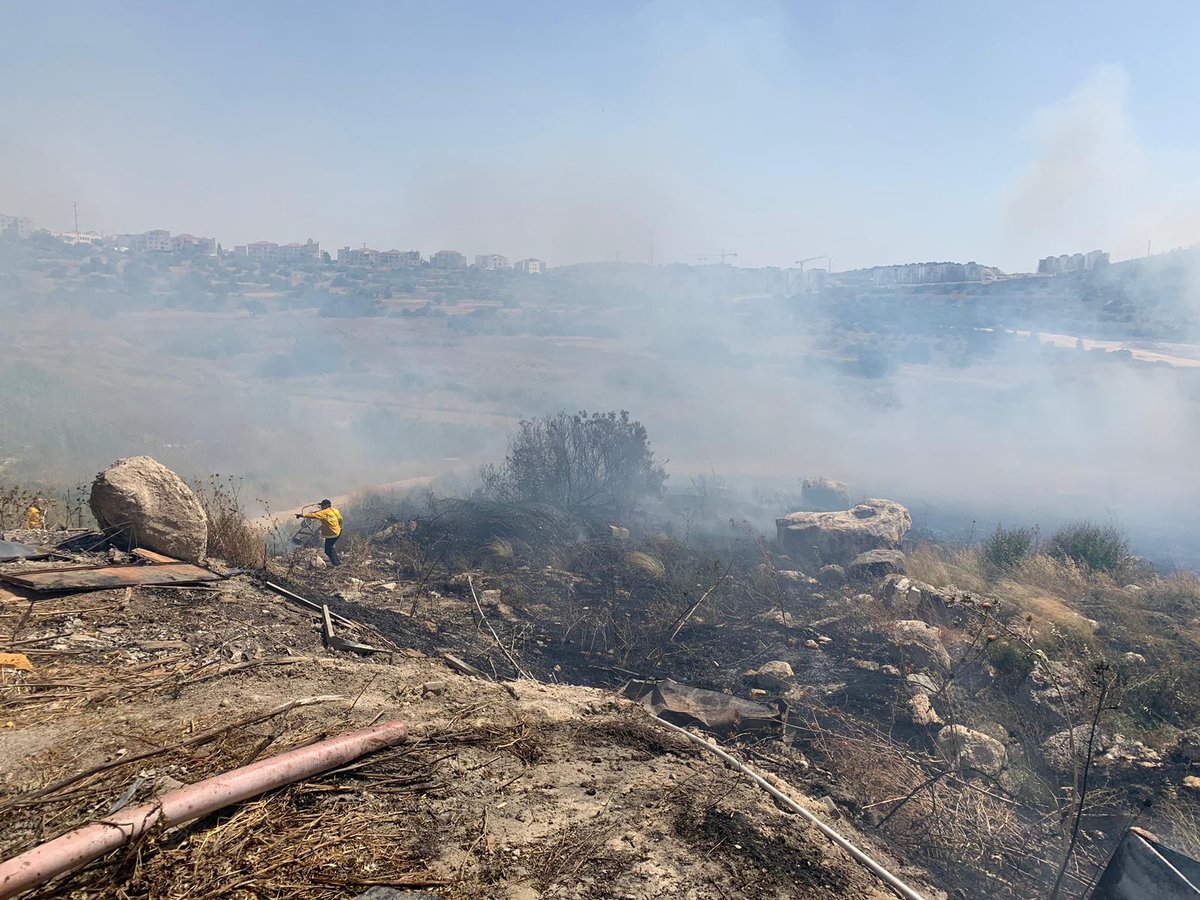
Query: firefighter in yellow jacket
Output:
[[296, 499, 342, 566], [25, 501, 45, 530]]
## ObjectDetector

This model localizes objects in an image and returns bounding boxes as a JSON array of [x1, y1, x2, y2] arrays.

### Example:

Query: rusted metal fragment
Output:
[[131, 548, 180, 564], [0, 563, 222, 593]]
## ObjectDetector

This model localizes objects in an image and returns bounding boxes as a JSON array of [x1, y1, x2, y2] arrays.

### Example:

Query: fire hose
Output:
[[0, 719, 409, 899]]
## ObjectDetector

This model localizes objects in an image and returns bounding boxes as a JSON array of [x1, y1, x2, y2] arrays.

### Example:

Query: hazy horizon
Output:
[[4, 1, 1200, 271]]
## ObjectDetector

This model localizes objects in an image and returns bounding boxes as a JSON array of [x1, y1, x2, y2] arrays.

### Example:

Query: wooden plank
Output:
[[263, 581, 357, 629], [131, 548, 181, 564], [0, 563, 222, 593], [322, 604, 336, 644]]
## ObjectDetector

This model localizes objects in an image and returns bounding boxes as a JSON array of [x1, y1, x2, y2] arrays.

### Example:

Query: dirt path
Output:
[[1011, 329, 1200, 367]]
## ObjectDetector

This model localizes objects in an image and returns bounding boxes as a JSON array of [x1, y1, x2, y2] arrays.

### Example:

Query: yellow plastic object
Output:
[[0, 653, 33, 671]]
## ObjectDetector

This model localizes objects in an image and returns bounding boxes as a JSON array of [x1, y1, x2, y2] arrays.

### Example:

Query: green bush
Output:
[[986, 640, 1036, 692], [479, 410, 667, 524], [982, 525, 1035, 572], [1047, 521, 1129, 574]]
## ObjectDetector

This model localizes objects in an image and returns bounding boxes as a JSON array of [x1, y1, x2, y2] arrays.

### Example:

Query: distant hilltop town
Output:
[[0, 210, 1131, 287], [0, 213, 548, 275]]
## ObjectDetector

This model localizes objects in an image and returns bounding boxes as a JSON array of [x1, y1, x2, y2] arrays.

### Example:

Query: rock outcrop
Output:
[[848, 549, 906, 581], [1178, 727, 1200, 763], [817, 564, 846, 587], [776, 499, 911, 569], [936, 725, 1008, 776], [885, 620, 951, 674], [800, 478, 851, 511], [89, 456, 208, 562], [1042, 726, 1163, 774]]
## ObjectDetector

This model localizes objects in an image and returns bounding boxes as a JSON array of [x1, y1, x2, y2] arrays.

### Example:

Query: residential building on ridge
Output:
[[115, 229, 173, 253], [1037, 250, 1109, 275], [172, 233, 217, 255], [379, 249, 422, 267], [278, 239, 321, 262], [475, 253, 509, 270], [0, 214, 35, 239], [432, 249, 467, 269], [513, 258, 545, 274]]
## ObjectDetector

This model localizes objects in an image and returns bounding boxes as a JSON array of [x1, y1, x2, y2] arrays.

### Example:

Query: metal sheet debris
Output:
[[623, 678, 780, 735], [0, 540, 49, 562], [0, 563, 222, 593], [1090, 827, 1200, 899]]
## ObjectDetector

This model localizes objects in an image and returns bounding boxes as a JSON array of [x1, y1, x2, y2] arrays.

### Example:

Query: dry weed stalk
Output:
[[790, 705, 1060, 897]]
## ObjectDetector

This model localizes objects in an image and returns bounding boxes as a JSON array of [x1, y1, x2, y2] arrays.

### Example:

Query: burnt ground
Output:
[[0, 549, 940, 900]]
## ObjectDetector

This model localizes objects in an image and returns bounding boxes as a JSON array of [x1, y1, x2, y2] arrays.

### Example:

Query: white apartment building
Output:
[[115, 229, 173, 252], [475, 253, 509, 270], [278, 239, 321, 262], [59, 232, 104, 246], [172, 233, 217, 255], [0, 214, 35, 238], [513, 258, 545, 274], [338, 246, 381, 266], [432, 249, 467, 269], [379, 249, 422, 267]]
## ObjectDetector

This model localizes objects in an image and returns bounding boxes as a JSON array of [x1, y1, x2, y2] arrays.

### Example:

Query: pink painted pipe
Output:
[[0, 719, 408, 899]]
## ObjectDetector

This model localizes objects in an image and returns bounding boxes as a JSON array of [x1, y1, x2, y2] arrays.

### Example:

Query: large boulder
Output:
[[776, 499, 911, 569], [89, 456, 208, 562], [800, 478, 851, 511], [936, 725, 1008, 776]]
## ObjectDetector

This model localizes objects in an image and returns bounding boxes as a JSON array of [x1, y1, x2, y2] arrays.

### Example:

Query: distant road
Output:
[[1009, 330, 1200, 368]]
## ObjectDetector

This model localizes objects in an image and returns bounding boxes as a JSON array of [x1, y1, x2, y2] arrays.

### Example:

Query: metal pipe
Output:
[[0, 719, 408, 899], [651, 714, 928, 900]]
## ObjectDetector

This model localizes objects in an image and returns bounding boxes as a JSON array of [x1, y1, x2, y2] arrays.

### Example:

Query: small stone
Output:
[[746, 661, 795, 691], [817, 564, 846, 587], [421, 680, 447, 697], [804, 639, 821, 650], [908, 693, 943, 726], [155, 775, 186, 795], [817, 795, 841, 818]]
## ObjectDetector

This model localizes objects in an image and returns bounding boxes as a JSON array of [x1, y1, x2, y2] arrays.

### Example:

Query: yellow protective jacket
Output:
[[25, 506, 44, 529], [303, 507, 342, 537]]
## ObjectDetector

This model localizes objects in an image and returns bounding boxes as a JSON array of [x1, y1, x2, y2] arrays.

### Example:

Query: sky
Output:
[[3, 0, 1199, 271]]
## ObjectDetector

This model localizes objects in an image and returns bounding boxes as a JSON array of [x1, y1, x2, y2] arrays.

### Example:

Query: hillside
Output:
[[0, 558, 930, 900]]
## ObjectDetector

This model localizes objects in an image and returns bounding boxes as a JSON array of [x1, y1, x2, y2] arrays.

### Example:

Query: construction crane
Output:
[[695, 250, 738, 265], [795, 255, 832, 272]]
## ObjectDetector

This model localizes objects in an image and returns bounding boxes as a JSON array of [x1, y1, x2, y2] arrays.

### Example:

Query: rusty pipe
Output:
[[0, 719, 408, 899]]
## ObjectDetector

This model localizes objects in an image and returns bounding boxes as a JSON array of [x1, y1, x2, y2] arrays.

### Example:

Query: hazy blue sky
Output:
[[3, 1, 1198, 270]]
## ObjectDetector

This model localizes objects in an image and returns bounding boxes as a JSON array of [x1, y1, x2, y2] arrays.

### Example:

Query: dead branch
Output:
[[0, 694, 344, 811]]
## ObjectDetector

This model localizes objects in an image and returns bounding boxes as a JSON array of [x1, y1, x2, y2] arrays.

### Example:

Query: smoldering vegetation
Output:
[[1, 233, 1199, 565]]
